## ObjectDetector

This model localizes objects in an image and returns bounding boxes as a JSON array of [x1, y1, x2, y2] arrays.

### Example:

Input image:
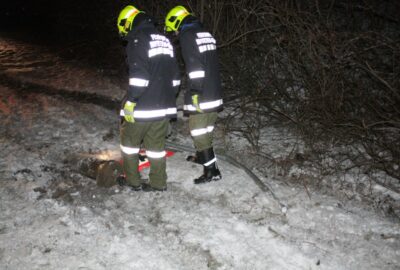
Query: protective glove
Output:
[[192, 94, 203, 113], [123, 101, 136, 123]]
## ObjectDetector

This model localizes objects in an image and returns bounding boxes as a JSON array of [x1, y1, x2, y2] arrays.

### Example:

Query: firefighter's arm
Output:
[[126, 36, 150, 102], [172, 59, 181, 96], [180, 33, 204, 112], [180, 33, 205, 95]]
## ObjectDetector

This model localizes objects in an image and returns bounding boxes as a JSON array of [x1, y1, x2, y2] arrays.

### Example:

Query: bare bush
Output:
[[202, 0, 400, 180]]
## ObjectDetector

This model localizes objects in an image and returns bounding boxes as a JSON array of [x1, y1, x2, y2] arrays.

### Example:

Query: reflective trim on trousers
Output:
[[146, 150, 166, 159], [120, 145, 140, 155], [204, 157, 217, 166], [190, 126, 214, 137]]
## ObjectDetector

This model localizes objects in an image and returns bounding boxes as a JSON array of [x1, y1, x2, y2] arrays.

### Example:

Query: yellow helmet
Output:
[[117, 5, 142, 37], [165, 6, 192, 32]]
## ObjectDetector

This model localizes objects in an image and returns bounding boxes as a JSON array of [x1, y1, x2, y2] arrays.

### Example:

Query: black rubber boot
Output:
[[194, 163, 222, 184], [194, 148, 222, 184]]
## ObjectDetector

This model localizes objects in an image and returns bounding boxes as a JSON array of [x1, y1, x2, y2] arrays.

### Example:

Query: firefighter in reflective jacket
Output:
[[165, 6, 223, 184], [117, 5, 180, 191]]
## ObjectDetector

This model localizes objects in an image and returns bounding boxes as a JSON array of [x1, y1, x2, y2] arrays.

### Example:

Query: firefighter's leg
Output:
[[189, 112, 221, 184], [189, 112, 218, 151], [143, 119, 168, 189], [120, 121, 148, 187]]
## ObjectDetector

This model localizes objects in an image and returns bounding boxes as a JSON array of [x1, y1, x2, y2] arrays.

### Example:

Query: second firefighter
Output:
[[165, 6, 223, 184]]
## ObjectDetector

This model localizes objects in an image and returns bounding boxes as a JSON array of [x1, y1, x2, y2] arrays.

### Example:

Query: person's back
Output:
[[178, 18, 222, 113], [123, 13, 179, 121]]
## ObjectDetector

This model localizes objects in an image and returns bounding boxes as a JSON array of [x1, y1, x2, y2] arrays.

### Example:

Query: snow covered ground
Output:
[[1, 33, 400, 270]]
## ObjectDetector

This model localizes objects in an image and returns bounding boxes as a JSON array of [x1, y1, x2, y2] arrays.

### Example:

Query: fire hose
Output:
[[166, 140, 288, 214]]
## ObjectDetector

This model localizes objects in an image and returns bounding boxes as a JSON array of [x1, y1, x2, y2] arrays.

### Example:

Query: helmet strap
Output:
[[124, 20, 132, 32]]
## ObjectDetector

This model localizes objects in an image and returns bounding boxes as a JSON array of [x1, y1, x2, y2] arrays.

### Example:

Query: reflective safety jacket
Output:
[[120, 20, 180, 122], [178, 21, 223, 114]]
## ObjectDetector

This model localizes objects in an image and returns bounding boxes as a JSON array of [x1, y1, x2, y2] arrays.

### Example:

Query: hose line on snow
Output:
[[166, 141, 288, 213]]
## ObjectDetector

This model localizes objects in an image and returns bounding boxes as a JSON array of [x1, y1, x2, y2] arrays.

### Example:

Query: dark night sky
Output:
[[2, 1, 111, 36], [1, 1, 176, 37], [1, 0, 136, 71], [1, 0, 181, 67]]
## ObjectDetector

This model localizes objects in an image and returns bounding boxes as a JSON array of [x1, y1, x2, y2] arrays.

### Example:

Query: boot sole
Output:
[[194, 175, 222, 184]]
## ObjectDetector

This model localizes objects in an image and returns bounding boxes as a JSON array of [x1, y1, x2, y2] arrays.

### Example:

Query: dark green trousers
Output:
[[189, 112, 218, 151], [120, 119, 168, 189]]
